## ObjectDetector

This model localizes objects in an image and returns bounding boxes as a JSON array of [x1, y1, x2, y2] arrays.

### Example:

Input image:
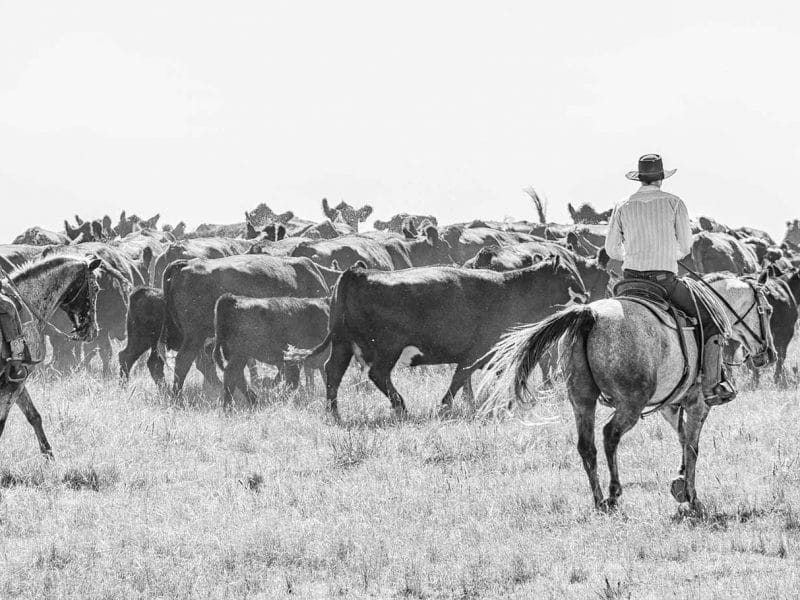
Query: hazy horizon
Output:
[[2, 1, 798, 242]]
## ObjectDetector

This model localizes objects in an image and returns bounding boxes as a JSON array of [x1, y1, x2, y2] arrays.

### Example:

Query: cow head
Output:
[[420, 225, 453, 265], [262, 222, 286, 242], [568, 203, 612, 224], [321, 198, 372, 231]]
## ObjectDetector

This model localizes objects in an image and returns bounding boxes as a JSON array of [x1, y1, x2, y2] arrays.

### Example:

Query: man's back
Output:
[[604, 184, 693, 273]]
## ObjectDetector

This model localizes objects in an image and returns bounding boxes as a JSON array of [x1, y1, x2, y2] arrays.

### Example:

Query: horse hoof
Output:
[[598, 498, 617, 513], [670, 476, 688, 503]]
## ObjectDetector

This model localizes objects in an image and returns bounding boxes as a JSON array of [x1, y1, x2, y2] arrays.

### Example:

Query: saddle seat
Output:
[[612, 278, 696, 330]]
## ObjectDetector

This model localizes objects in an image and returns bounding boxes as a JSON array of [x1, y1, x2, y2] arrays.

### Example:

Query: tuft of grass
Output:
[[62, 464, 118, 491], [597, 577, 631, 600], [240, 472, 264, 492], [327, 428, 384, 468]]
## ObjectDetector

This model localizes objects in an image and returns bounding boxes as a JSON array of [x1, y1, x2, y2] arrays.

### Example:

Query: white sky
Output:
[[1, 1, 798, 242]]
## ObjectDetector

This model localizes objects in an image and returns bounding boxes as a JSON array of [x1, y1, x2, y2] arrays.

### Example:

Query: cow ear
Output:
[[596, 248, 610, 269], [425, 226, 439, 245], [120, 210, 126, 222], [74, 215, 84, 226], [357, 205, 374, 221], [322, 198, 335, 220], [88, 258, 102, 271], [277, 224, 286, 240], [354, 260, 367, 269], [331, 259, 340, 271], [402, 227, 415, 240], [532, 254, 544, 264], [758, 269, 770, 284], [246, 221, 257, 238]]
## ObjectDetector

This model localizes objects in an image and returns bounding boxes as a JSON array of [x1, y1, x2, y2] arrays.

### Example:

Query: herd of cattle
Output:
[[3, 199, 800, 412]]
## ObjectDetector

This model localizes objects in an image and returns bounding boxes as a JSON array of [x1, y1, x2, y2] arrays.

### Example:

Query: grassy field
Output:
[[1, 351, 800, 599]]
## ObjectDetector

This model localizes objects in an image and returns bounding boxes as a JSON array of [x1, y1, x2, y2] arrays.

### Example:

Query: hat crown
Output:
[[638, 154, 664, 174]]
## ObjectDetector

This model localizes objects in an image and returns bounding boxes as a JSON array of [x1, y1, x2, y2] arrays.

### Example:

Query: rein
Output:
[[0, 265, 90, 341], [677, 261, 773, 356]]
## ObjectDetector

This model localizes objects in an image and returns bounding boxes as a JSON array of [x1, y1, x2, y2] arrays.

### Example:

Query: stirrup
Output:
[[704, 382, 737, 407]]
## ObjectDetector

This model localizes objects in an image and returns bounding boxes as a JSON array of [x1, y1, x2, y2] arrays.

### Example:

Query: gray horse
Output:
[[480, 273, 775, 514]]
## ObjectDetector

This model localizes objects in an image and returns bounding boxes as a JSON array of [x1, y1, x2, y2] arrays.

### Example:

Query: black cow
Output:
[[287, 257, 586, 419], [756, 276, 798, 387], [118, 286, 165, 384], [438, 225, 532, 264], [162, 254, 332, 395], [463, 241, 611, 301], [151, 238, 252, 288], [212, 295, 330, 406]]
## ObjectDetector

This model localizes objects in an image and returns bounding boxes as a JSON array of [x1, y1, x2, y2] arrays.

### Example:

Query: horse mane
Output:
[[9, 254, 77, 281], [701, 271, 738, 283]]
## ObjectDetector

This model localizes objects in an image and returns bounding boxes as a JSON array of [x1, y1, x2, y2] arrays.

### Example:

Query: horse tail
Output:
[[477, 305, 597, 415]]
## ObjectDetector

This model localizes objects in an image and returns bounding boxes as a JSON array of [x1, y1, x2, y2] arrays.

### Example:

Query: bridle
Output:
[[677, 261, 776, 368], [730, 278, 776, 367], [0, 263, 99, 341]]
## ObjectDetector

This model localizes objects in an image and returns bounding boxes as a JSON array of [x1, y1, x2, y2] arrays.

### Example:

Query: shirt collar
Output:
[[637, 184, 661, 193]]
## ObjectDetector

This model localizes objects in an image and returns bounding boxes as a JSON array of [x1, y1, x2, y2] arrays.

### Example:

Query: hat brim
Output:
[[625, 168, 677, 181]]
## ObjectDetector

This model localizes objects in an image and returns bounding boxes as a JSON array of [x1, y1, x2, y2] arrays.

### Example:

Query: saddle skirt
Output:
[[605, 278, 700, 414]]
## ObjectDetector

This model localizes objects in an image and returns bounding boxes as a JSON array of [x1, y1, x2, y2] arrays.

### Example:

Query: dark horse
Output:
[[1, 255, 102, 457], [480, 273, 775, 513]]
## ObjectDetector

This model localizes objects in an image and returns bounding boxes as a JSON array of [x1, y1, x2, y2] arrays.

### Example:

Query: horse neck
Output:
[[10, 261, 80, 321]]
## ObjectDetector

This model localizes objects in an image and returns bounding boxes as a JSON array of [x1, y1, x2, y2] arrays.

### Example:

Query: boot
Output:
[[702, 335, 736, 406], [5, 336, 29, 382]]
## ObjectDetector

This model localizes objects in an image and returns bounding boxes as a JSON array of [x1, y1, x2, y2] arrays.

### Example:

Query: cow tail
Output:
[[161, 260, 188, 351], [477, 305, 597, 416], [283, 268, 353, 364], [212, 294, 236, 370]]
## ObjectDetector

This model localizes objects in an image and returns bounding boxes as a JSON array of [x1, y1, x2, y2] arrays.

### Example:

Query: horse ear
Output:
[[74, 215, 84, 226], [356, 205, 374, 221], [246, 221, 258, 238], [532, 254, 544, 264], [88, 258, 102, 271], [758, 269, 770, 284], [354, 260, 368, 269], [331, 259, 340, 271], [322, 198, 335, 220], [277, 224, 286, 240], [551, 254, 561, 269]]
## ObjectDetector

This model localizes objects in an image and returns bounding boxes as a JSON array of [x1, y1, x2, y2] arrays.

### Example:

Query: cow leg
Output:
[[146, 350, 165, 386], [282, 362, 301, 389], [222, 359, 254, 409], [325, 342, 354, 420], [440, 364, 476, 410], [196, 344, 221, 395], [172, 348, 196, 395], [15, 387, 53, 458], [97, 333, 113, 378], [118, 333, 151, 382], [368, 360, 407, 417]]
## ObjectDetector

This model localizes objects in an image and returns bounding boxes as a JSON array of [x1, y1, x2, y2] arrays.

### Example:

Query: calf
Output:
[[118, 286, 165, 385], [212, 295, 330, 406], [287, 257, 586, 419]]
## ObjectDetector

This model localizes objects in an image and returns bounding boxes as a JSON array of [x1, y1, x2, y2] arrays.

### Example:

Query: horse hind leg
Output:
[[602, 395, 650, 510], [565, 339, 604, 508]]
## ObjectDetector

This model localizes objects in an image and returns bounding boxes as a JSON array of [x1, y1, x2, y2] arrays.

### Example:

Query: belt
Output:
[[624, 270, 675, 283]]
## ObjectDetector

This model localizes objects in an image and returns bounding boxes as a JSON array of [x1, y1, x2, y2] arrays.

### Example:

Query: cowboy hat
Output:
[[625, 154, 676, 182]]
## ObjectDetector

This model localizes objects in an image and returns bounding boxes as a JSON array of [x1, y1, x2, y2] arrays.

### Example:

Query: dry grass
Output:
[[1, 347, 800, 599]]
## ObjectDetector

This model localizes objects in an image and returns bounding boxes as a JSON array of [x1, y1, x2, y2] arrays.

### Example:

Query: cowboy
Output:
[[605, 154, 735, 405], [0, 278, 29, 381]]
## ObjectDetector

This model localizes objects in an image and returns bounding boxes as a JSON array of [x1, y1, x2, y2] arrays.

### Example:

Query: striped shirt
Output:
[[604, 184, 693, 274]]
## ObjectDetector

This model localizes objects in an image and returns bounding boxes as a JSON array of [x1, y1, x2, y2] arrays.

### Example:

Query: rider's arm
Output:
[[674, 198, 693, 258], [604, 204, 625, 261]]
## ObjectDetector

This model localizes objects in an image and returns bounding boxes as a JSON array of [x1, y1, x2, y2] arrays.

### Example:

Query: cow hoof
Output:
[[670, 476, 688, 503]]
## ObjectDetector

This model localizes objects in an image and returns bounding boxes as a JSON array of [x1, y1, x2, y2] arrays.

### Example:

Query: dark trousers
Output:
[[623, 269, 719, 338], [0, 294, 24, 341]]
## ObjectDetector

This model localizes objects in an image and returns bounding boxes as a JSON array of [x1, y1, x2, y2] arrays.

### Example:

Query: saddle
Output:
[[609, 278, 698, 415]]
